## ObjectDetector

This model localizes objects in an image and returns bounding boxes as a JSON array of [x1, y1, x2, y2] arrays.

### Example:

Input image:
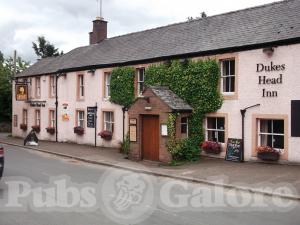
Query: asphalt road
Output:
[[0, 144, 299, 225]]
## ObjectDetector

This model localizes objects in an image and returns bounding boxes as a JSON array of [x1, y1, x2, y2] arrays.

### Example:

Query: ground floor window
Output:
[[258, 119, 284, 149], [76, 111, 85, 128], [181, 117, 188, 137], [206, 117, 225, 143], [35, 110, 40, 126], [13, 115, 18, 127], [23, 109, 28, 125], [49, 110, 55, 127], [104, 111, 114, 133]]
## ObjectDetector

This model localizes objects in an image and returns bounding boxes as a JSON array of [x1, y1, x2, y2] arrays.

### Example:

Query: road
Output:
[[0, 144, 299, 225]]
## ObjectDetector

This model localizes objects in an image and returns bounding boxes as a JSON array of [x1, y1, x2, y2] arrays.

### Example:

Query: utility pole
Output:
[[13, 50, 17, 78]]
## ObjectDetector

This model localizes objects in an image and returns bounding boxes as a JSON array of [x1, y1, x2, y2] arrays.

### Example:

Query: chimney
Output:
[[89, 16, 107, 45]]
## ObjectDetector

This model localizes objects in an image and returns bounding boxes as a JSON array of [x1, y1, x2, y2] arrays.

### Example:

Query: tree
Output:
[[32, 36, 63, 58], [0, 52, 29, 122]]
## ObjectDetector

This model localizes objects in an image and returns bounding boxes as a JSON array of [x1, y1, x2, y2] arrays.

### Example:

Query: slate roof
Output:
[[149, 86, 193, 112], [17, 0, 300, 77]]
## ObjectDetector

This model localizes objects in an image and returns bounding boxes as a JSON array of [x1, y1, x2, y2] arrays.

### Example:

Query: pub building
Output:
[[13, 0, 300, 163]]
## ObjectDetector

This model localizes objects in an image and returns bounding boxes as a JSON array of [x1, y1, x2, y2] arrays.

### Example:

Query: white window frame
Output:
[[77, 111, 85, 128], [23, 109, 28, 125], [104, 111, 114, 133], [258, 119, 284, 150], [50, 110, 55, 128], [79, 75, 84, 98], [206, 117, 225, 143], [105, 73, 111, 98], [35, 110, 41, 126], [50, 76, 56, 97], [137, 68, 145, 95], [221, 59, 235, 95], [36, 77, 41, 97]]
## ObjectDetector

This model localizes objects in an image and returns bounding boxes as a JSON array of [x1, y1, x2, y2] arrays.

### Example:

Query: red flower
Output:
[[98, 130, 113, 141]]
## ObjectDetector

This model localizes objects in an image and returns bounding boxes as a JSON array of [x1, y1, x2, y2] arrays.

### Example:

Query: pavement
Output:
[[1, 145, 300, 225], [1, 133, 300, 200]]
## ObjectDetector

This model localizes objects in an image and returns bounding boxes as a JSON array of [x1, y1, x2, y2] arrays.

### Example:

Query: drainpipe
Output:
[[122, 107, 128, 142], [55, 73, 63, 142], [240, 104, 260, 162]]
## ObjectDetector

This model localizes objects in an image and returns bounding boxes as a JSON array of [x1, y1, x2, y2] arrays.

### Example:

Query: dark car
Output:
[[0, 145, 4, 178]]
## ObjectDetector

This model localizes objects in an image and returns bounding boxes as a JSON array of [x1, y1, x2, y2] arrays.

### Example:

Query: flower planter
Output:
[[98, 130, 113, 141], [31, 126, 40, 133], [256, 146, 280, 161], [20, 124, 27, 131], [46, 127, 55, 135], [74, 127, 84, 135], [201, 141, 221, 154]]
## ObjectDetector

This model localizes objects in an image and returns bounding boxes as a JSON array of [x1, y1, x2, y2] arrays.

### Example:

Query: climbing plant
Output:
[[145, 59, 222, 161], [110, 66, 135, 108]]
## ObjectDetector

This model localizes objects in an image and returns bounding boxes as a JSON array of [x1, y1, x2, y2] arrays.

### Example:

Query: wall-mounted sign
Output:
[[129, 125, 137, 142], [130, 118, 137, 125], [87, 107, 97, 128], [225, 138, 243, 162], [15, 84, 28, 101], [256, 61, 286, 98], [161, 124, 168, 136], [28, 101, 46, 107], [62, 103, 70, 121]]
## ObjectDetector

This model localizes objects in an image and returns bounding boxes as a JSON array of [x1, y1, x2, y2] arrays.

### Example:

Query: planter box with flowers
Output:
[[46, 127, 55, 135], [31, 125, 40, 133], [98, 130, 113, 141], [201, 141, 222, 154], [256, 146, 280, 161], [20, 124, 27, 131], [74, 127, 84, 135]]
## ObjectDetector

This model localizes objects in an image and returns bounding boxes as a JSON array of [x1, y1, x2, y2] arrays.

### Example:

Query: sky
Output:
[[0, 0, 279, 63]]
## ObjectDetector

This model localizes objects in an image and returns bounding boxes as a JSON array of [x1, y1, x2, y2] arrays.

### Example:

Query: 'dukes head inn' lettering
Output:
[[256, 62, 285, 98]]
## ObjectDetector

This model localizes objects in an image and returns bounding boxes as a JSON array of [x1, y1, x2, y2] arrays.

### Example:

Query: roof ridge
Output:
[[98, 0, 290, 43]]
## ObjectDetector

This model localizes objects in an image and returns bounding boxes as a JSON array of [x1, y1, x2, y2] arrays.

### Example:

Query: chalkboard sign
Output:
[[87, 107, 97, 128], [225, 138, 243, 162]]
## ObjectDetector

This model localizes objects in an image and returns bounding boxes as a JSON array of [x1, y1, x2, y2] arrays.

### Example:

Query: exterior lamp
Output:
[[88, 69, 96, 75], [263, 47, 275, 57]]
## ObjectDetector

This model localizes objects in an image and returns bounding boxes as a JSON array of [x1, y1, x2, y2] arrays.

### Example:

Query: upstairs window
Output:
[[77, 111, 85, 128], [137, 68, 145, 95], [104, 111, 114, 133], [49, 76, 56, 97], [259, 119, 284, 149], [206, 117, 225, 143], [104, 72, 112, 98], [221, 59, 235, 94], [78, 75, 84, 98], [35, 77, 41, 98]]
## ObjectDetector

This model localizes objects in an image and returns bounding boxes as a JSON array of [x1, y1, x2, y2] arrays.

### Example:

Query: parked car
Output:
[[0, 145, 4, 179]]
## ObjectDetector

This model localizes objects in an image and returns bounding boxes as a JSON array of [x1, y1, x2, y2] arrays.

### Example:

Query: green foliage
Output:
[[110, 67, 135, 107], [121, 133, 130, 155], [146, 59, 222, 161], [32, 36, 63, 58], [0, 52, 29, 122]]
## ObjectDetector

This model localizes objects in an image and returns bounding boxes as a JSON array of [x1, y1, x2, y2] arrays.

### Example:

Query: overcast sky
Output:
[[0, 0, 278, 63]]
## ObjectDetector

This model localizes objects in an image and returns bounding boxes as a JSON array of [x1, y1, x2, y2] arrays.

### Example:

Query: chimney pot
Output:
[[89, 18, 107, 45]]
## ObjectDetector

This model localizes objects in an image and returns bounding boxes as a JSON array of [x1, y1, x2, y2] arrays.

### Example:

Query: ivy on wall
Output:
[[110, 67, 135, 108], [145, 59, 222, 161]]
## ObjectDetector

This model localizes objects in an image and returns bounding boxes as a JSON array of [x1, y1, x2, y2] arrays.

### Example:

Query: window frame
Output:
[[23, 109, 28, 125], [220, 59, 235, 95], [104, 72, 112, 98], [35, 110, 41, 126], [77, 110, 85, 128], [49, 75, 56, 97], [103, 111, 114, 133], [49, 110, 55, 128], [206, 117, 225, 143], [137, 68, 145, 95], [180, 117, 189, 137], [78, 75, 84, 99], [35, 77, 41, 98]]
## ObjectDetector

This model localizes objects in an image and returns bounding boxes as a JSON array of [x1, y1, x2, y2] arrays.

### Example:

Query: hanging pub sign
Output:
[[15, 84, 28, 101], [225, 138, 243, 162], [87, 106, 97, 128]]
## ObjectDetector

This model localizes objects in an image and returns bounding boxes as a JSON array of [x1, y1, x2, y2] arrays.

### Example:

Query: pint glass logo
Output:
[[100, 168, 156, 224]]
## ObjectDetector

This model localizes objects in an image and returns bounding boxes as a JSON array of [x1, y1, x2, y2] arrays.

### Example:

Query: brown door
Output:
[[142, 115, 159, 161]]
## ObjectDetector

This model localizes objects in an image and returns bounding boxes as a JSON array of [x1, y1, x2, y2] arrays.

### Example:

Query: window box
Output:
[[32, 125, 40, 133], [98, 130, 112, 141], [20, 124, 28, 131], [46, 127, 55, 135], [256, 146, 280, 161], [74, 127, 84, 135], [201, 141, 221, 154]]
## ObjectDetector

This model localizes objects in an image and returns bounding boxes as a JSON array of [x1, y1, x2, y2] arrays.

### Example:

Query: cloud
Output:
[[0, 0, 277, 63]]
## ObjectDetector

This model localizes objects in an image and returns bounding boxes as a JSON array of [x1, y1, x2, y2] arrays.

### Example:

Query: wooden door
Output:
[[142, 115, 159, 161]]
